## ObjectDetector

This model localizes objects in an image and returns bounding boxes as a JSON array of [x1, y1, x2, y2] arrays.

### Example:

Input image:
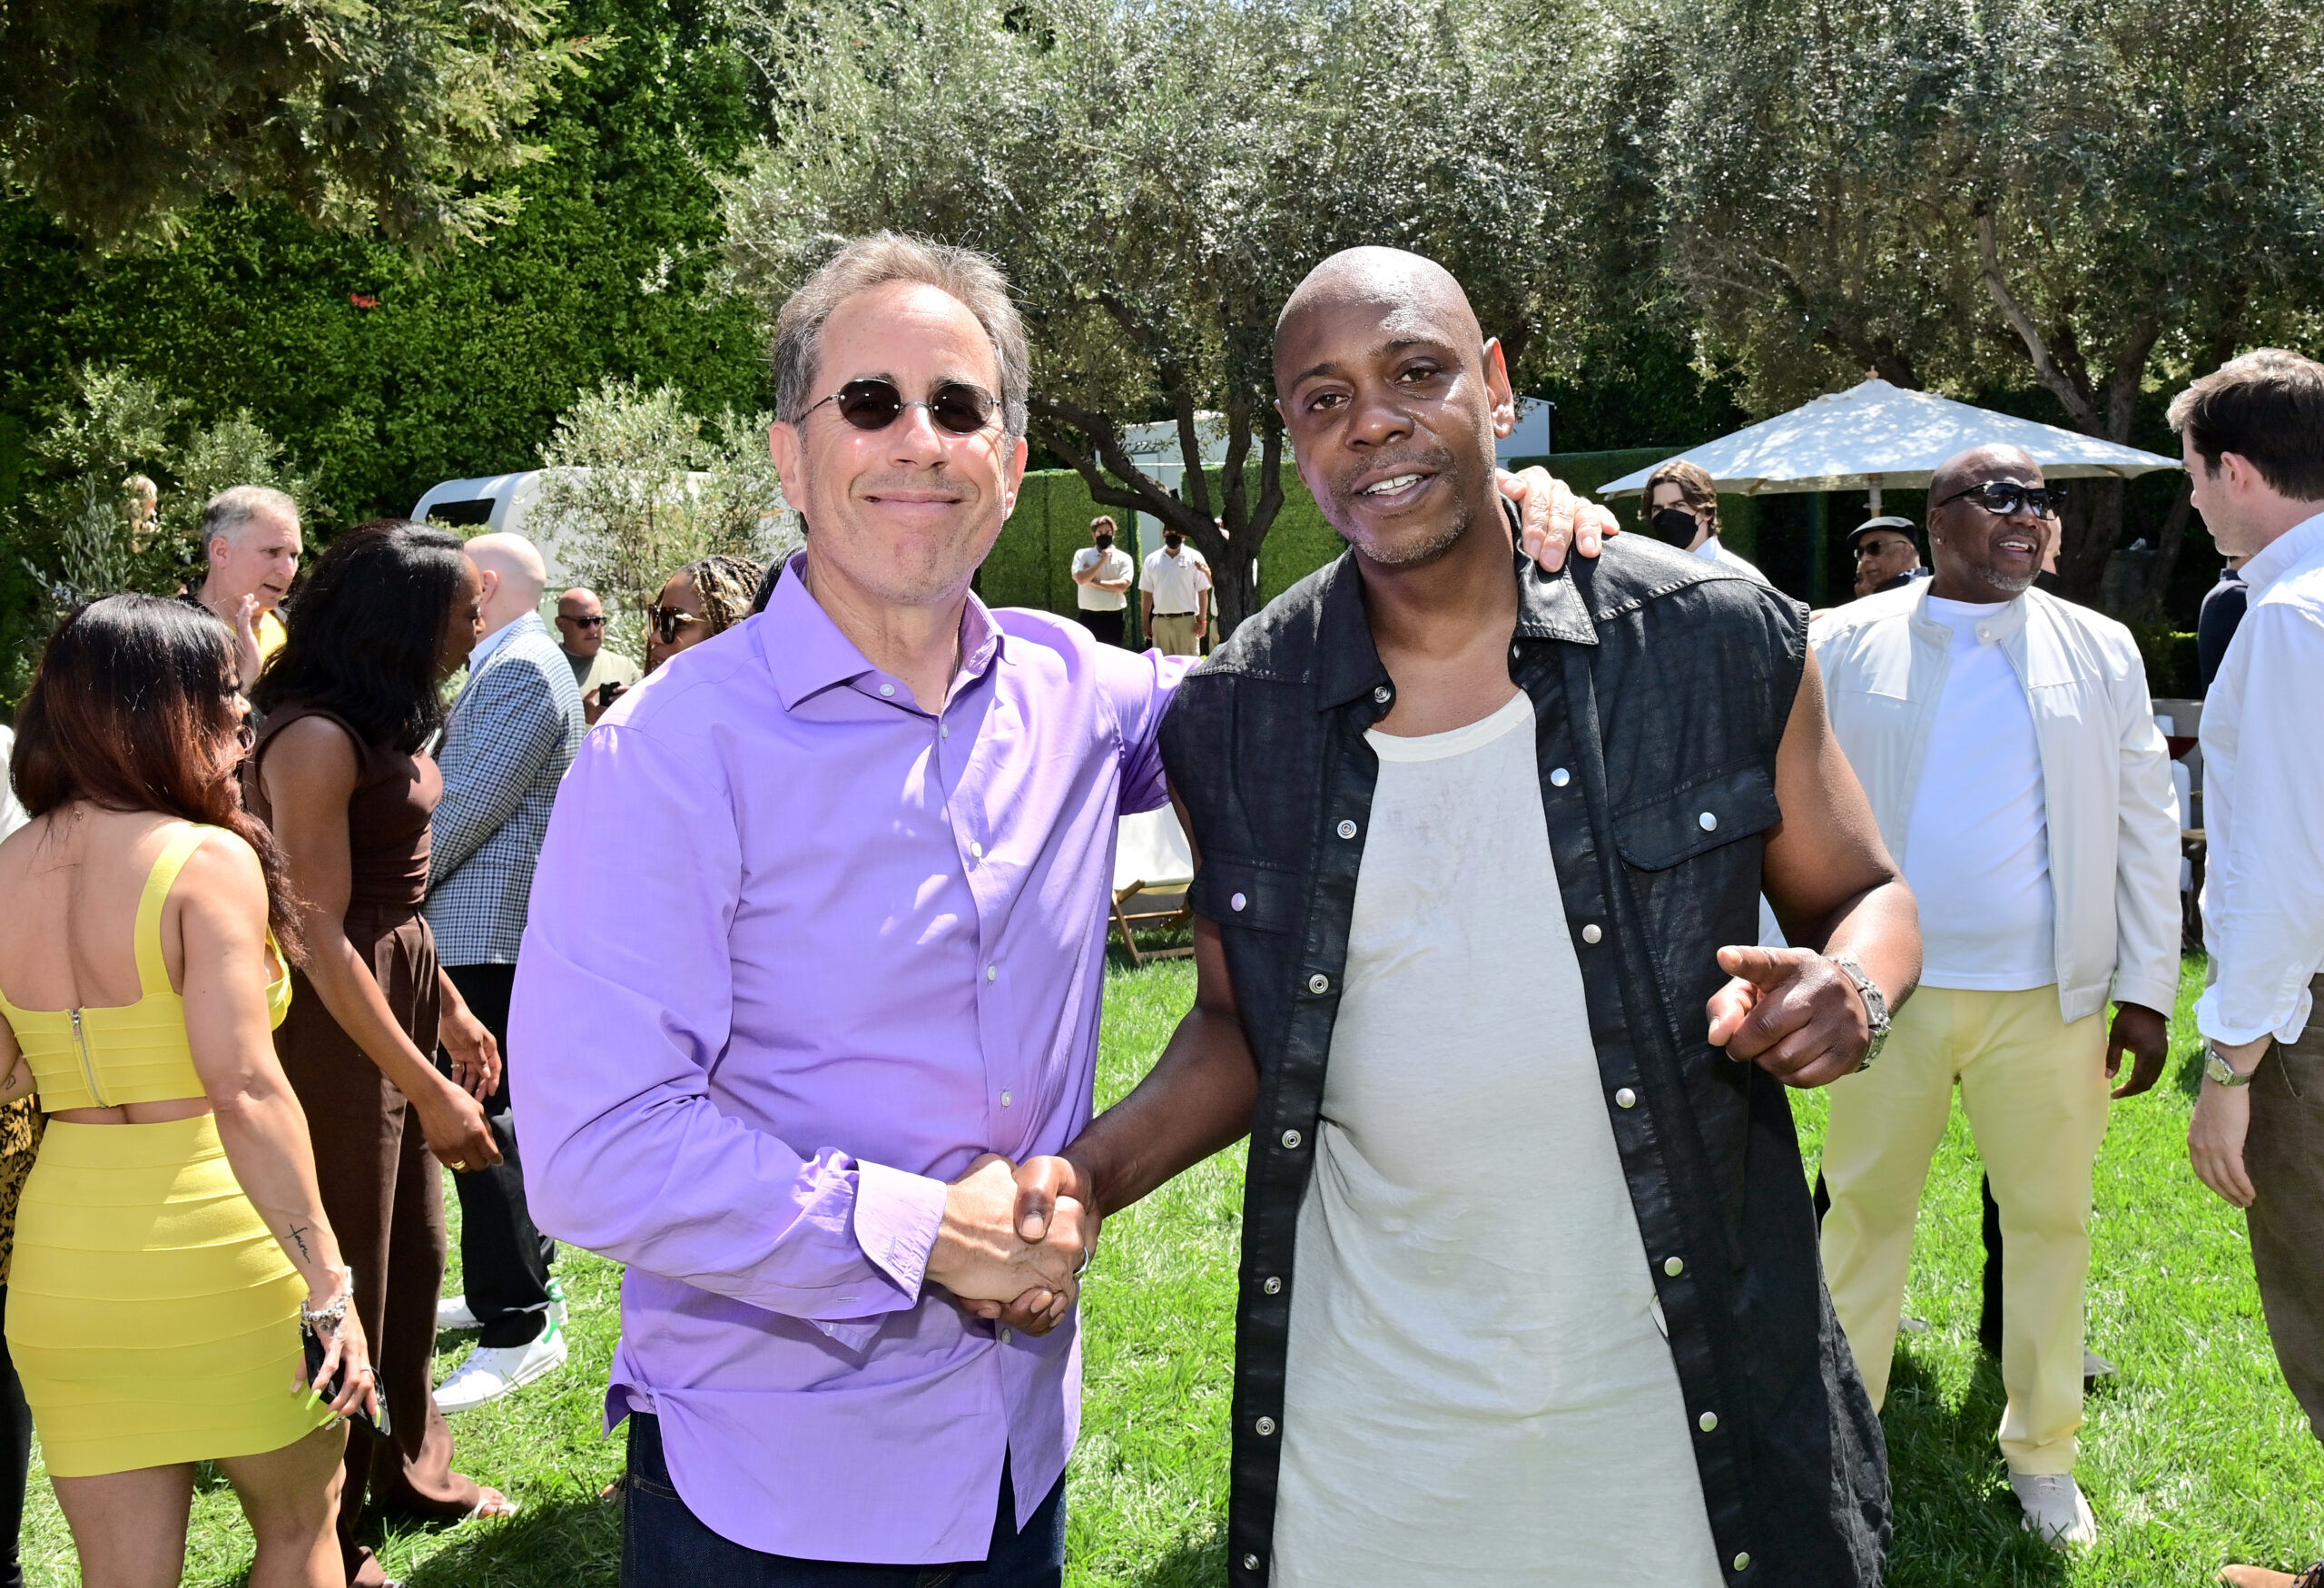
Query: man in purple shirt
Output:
[[509, 232, 1610, 1584]]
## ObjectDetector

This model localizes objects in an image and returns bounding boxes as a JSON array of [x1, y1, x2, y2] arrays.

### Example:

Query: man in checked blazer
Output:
[[424, 531, 586, 1411]]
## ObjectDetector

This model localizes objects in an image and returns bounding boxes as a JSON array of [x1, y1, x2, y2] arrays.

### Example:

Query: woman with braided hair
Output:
[[644, 555, 765, 674]]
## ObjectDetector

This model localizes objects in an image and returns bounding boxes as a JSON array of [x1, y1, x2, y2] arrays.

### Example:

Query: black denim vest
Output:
[[1157, 532, 1890, 1588]]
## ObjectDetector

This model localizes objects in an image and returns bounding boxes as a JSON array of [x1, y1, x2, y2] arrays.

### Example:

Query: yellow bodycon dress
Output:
[[0, 824, 329, 1477]]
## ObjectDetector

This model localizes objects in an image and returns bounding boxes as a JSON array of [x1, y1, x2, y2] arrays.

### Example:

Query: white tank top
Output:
[[1274, 689, 1724, 1586]]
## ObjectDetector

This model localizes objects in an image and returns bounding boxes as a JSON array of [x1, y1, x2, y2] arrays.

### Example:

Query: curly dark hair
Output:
[[251, 519, 471, 752], [676, 554, 765, 637], [15, 595, 305, 956]]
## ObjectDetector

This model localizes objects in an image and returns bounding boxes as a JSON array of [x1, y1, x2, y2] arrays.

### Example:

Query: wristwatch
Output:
[[2203, 1046, 2258, 1089], [1828, 953, 1890, 1071]]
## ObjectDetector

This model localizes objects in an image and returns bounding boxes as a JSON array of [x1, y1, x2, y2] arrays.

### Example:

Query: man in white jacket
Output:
[[1811, 443, 2181, 1552]]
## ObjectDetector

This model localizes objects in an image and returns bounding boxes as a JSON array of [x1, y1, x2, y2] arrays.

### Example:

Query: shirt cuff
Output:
[[2193, 981, 2314, 1049], [851, 1159, 949, 1304]]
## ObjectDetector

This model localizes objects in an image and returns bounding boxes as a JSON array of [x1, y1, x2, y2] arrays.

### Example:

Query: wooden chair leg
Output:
[[1111, 885, 1146, 970]]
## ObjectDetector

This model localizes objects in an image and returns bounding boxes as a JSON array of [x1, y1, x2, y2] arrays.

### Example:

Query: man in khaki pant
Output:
[[1139, 527, 1211, 656], [2172, 351, 2324, 1588], [1812, 443, 2181, 1551]]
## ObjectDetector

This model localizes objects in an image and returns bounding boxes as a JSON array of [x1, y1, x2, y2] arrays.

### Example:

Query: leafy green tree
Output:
[[10, 365, 307, 640], [724, 0, 1590, 632], [1643, 0, 2324, 605], [0, 1, 602, 252], [532, 377, 795, 662]]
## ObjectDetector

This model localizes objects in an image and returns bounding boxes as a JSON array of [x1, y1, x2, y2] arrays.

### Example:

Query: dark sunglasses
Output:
[[646, 604, 708, 645], [805, 377, 1002, 437], [1939, 480, 2067, 519], [563, 614, 606, 628]]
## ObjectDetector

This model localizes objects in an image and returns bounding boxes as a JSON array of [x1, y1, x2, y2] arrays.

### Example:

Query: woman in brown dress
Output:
[[246, 521, 514, 1586]]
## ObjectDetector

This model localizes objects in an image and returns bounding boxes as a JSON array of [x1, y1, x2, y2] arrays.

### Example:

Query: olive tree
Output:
[[722, 0, 1589, 633], [0, 1, 603, 252]]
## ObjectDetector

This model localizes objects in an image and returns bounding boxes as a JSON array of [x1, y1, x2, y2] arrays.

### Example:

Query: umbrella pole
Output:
[[1869, 474, 1884, 516]]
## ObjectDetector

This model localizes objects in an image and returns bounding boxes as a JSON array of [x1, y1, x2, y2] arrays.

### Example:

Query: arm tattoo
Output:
[[289, 1222, 314, 1265]]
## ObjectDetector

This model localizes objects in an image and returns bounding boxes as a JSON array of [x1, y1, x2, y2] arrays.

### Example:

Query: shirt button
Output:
[[1699, 811, 1718, 831], [879, 683, 896, 698], [1000, 1327, 1012, 1345], [1372, 686, 1391, 705], [1243, 1554, 1261, 1571], [1000, 1090, 1012, 1108], [1615, 1087, 1637, 1109], [1581, 923, 1603, 944], [1255, 1415, 1277, 1436], [987, 963, 998, 981], [1336, 819, 1357, 840], [1511, 644, 1521, 661], [1307, 972, 1330, 994], [1733, 1553, 1752, 1573], [1230, 892, 1247, 912], [1550, 767, 1571, 787], [1978, 626, 1993, 640], [940, 723, 950, 739], [1280, 1129, 1303, 1149], [1263, 1276, 1283, 1295], [970, 841, 985, 859], [1665, 1256, 1686, 1277], [1699, 1410, 1719, 1432]]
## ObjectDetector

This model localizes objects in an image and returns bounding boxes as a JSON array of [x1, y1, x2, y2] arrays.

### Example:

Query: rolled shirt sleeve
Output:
[[509, 715, 949, 1337], [2195, 601, 2324, 1046]]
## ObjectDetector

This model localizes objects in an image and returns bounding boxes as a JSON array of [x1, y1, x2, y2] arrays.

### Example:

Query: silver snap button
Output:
[[1733, 1553, 1751, 1573], [1263, 1276, 1283, 1295], [1550, 767, 1571, 787], [1665, 1256, 1685, 1277], [879, 683, 896, 698], [1581, 923, 1603, 944], [1699, 1411, 1718, 1432], [1000, 1090, 1012, 1108], [1255, 1415, 1276, 1436], [1511, 645, 1521, 660], [970, 840, 985, 859], [1243, 1554, 1260, 1571], [1280, 1129, 1303, 1149], [1615, 1087, 1637, 1109], [1699, 811, 1718, 831], [1336, 819, 1357, 840], [1307, 972, 1329, 994], [1372, 686, 1391, 704], [1231, 892, 1247, 912]]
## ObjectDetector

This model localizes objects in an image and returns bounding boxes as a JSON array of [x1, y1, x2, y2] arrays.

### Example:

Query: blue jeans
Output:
[[620, 1413, 1067, 1588]]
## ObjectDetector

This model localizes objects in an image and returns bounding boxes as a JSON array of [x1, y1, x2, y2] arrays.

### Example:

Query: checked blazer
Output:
[[425, 611, 586, 966]]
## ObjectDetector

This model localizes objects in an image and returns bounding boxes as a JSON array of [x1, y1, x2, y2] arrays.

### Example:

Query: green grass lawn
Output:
[[17, 952, 2321, 1583]]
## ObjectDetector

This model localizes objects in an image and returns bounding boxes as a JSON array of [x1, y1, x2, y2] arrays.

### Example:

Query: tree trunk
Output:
[[2057, 477, 2121, 607]]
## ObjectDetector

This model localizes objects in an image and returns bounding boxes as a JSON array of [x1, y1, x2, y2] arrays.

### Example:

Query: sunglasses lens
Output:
[[834, 380, 905, 430], [930, 384, 996, 435]]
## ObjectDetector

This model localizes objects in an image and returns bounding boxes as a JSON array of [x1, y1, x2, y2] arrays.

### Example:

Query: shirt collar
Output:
[[1907, 577, 2030, 646], [2240, 508, 2324, 598], [468, 609, 539, 673], [1696, 535, 1723, 561], [1314, 500, 1599, 712], [760, 549, 1005, 712]]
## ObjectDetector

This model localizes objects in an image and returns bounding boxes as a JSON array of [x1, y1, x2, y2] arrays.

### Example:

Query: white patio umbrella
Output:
[[1598, 378, 2181, 514]]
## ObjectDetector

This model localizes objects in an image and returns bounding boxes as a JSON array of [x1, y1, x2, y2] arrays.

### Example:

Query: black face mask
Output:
[[1094, 533, 1113, 550], [1164, 533, 1182, 550], [1650, 507, 1700, 547]]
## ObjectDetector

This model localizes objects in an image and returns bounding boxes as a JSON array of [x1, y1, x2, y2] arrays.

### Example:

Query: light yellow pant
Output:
[[1818, 984, 2110, 1474], [1147, 612, 1203, 656]]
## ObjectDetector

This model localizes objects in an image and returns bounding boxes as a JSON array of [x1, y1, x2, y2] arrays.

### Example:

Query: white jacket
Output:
[[1810, 581, 2181, 1024]]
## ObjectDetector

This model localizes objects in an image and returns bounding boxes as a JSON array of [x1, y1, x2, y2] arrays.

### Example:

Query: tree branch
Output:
[[1974, 202, 2100, 433]]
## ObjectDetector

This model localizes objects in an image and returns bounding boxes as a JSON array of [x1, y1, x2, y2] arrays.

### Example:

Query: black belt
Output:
[[1153, 610, 1196, 617]]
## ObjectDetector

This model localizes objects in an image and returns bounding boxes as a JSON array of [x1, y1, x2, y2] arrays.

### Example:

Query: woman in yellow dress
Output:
[[0, 594, 378, 1588]]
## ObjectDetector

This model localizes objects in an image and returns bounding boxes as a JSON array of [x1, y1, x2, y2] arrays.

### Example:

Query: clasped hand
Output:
[[930, 1154, 1096, 1337]]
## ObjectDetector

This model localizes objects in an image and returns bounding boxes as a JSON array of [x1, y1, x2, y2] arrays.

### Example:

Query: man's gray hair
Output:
[[199, 484, 300, 548], [771, 232, 1029, 437]]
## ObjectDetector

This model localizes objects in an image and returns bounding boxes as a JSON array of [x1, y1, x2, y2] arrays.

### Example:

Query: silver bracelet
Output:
[[301, 1265, 355, 1335]]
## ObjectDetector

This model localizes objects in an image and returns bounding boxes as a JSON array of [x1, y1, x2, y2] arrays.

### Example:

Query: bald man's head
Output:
[[556, 586, 606, 657], [1273, 247, 1514, 569], [1925, 443, 2055, 600], [467, 531, 547, 636]]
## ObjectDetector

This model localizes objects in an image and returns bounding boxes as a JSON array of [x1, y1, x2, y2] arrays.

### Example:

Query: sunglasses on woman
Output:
[[646, 605, 709, 646], [804, 377, 1003, 437], [1938, 480, 2068, 519]]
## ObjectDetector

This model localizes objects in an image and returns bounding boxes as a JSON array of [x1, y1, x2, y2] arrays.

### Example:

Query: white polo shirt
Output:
[[1141, 545, 1212, 615]]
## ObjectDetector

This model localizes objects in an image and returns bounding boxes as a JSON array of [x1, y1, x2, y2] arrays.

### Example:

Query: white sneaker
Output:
[[438, 1294, 480, 1332], [435, 1322, 568, 1415], [2009, 1471, 2097, 1549]]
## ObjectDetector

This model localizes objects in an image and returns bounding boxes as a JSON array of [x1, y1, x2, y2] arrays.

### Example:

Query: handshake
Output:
[[926, 1152, 1098, 1337]]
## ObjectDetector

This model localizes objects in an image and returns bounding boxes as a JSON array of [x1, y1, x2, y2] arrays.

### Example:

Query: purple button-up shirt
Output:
[[508, 556, 1186, 1562]]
